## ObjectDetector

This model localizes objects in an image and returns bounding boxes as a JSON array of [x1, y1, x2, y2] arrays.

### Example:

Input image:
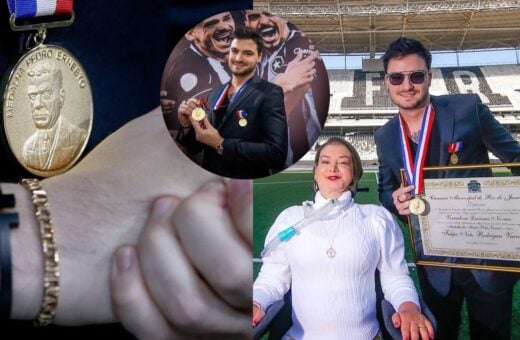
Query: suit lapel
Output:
[[432, 96, 455, 166], [218, 76, 259, 129]]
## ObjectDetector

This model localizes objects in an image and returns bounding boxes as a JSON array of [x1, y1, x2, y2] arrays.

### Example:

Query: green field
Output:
[[253, 170, 519, 339]]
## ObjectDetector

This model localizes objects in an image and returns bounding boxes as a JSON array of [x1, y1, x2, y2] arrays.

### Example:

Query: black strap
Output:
[[0, 186, 18, 321]]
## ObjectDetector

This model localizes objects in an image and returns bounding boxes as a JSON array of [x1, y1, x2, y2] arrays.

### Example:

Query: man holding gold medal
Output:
[[375, 37, 520, 340], [177, 27, 287, 179]]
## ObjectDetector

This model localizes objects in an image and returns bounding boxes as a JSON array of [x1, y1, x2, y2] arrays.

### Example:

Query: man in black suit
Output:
[[375, 37, 520, 340], [177, 27, 287, 179]]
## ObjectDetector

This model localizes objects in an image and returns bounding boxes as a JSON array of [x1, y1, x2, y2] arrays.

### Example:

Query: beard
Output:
[[392, 90, 429, 111], [230, 63, 256, 77]]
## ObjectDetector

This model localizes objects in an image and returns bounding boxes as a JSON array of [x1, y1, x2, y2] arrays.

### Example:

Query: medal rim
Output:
[[1, 44, 93, 177], [191, 107, 206, 121], [409, 197, 426, 215]]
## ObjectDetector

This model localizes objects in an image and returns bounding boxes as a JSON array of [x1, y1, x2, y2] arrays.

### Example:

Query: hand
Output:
[[252, 303, 265, 327], [273, 50, 318, 93], [273, 50, 318, 117], [110, 180, 252, 339], [9, 107, 218, 324], [392, 301, 434, 340], [178, 98, 200, 128], [392, 184, 415, 216], [191, 116, 224, 149]]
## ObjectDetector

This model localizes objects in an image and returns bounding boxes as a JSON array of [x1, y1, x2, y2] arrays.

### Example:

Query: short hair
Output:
[[381, 37, 432, 73], [27, 61, 62, 88], [313, 137, 363, 195], [232, 26, 263, 54]]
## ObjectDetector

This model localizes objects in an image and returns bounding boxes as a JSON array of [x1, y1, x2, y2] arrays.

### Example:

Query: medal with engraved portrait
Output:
[[2, 44, 93, 177], [409, 197, 426, 215], [191, 107, 206, 121]]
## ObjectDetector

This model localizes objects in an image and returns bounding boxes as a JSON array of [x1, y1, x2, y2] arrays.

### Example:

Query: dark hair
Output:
[[313, 137, 363, 195], [232, 26, 263, 54], [381, 37, 432, 73]]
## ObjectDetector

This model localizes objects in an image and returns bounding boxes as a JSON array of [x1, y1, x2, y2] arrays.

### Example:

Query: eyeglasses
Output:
[[386, 70, 429, 86]]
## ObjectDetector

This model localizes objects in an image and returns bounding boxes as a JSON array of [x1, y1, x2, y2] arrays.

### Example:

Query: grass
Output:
[[253, 170, 519, 339]]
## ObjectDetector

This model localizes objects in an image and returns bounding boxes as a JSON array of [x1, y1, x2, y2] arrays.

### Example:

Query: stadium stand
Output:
[[299, 65, 520, 165]]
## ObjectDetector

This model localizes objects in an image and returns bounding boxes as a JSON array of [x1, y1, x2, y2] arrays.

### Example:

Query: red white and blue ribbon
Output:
[[448, 141, 463, 154], [213, 78, 252, 110], [7, 0, 73, 19], [398, 104, 435, 196]]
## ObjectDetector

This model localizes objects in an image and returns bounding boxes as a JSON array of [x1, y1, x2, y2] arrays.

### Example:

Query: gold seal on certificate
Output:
[[450, 153, 459, 165], [238, 118, 247, 127], [409, 197, 426, 215], [2, 44, 93, 177], [191, 107, 206, 121]]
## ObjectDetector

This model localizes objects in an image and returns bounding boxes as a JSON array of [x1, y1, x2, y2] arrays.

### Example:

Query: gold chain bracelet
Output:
[[22, 178, 59, 326]]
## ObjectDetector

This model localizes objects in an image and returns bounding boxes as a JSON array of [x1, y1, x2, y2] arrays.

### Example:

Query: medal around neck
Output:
[[2, 37, 92, 177]]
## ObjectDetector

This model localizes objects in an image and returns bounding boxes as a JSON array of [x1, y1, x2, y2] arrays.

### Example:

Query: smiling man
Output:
[[375, 37, 520, 340], [245, 10, 328, 166], [176, 27, 287, 179]]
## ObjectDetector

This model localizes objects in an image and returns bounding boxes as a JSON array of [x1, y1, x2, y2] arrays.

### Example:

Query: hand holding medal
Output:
[[191, 98, 208, 122]]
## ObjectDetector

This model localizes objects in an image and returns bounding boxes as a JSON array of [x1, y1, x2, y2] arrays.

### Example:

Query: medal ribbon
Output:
[[448, 141, 463, 154], [398, 104, 435, 196], [198, 98, 208, 110], [213, 77, 252, 110], [235, 110, 247, 120], [7, 0, 73, 19]]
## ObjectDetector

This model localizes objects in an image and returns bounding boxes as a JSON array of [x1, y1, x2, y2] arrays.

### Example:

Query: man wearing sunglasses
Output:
[[375, 37, 520, 340]]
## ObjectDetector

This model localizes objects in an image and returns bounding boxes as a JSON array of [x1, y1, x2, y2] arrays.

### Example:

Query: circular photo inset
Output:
[[161, 10, 329, 179]]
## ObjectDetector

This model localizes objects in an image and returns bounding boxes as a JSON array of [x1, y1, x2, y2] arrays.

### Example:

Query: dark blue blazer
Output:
[[180, 75, 288, 179], [375, 94, 520, 295]]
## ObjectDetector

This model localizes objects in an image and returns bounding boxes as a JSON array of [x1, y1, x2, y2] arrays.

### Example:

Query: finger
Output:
[[191, 117, 204, 134], [410, 323, 420, 340], [391, 312, 401, 328], [308, 50, 319, 61], [294, 50, 303, 61], [252, 305, 265, 327], [202, 115, 213, 129], [400, 320, 411, 340], [225, 179, 253, 246], [173, 181, 252, 309], [186, 98, 199, 106], [139, 196, 249, 335], [111, 245, 186, 340], [424, 319, 434, 339]]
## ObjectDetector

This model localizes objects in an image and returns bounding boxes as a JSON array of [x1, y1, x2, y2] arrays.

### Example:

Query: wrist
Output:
[[4, 183, 43, 321]]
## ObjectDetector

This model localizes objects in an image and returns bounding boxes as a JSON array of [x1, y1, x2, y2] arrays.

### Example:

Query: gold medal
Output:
[[450, 153, 459, 165], [238, 118, 247, 127], [2, 44, 93, 177], [409, 197, 426, 215], [191, 107, 206, 121]]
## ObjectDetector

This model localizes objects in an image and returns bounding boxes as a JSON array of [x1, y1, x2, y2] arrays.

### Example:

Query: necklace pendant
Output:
[[326, 246, 336, 258]]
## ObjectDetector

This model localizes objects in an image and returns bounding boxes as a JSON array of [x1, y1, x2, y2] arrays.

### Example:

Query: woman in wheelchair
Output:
[[253, 138, 434, 340]]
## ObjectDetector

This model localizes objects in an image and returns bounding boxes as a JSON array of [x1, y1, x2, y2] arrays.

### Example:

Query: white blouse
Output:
[[253, 191, 419, 340]]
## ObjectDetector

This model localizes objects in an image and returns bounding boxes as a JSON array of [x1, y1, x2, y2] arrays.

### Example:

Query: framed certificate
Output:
[[403, 163, 520, 273]]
